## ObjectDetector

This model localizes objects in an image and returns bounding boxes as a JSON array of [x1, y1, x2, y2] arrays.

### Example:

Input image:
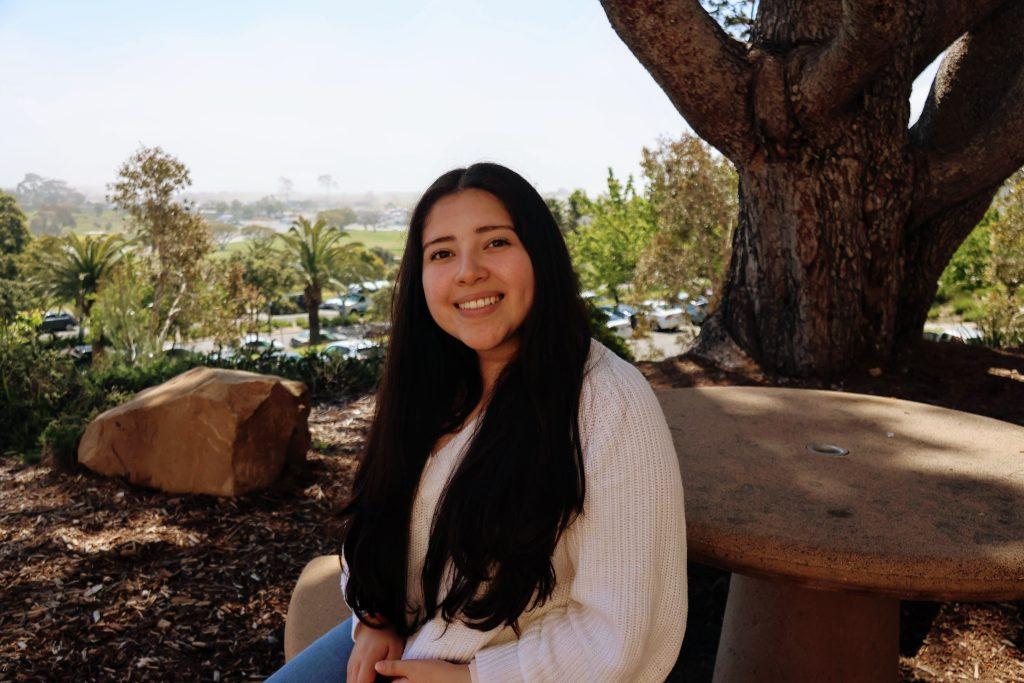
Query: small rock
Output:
[[868, 367, 882, 378]]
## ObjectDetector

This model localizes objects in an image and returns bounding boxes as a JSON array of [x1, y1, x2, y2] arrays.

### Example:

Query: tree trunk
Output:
[[601, 0, 1024, 377], [306, 285, 321, 345], [703, 2, 992, 377]]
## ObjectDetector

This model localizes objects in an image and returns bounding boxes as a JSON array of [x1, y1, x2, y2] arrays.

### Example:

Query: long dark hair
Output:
[[340, 162, 592, 637]]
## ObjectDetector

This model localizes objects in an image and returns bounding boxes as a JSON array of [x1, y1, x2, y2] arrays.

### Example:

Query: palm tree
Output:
[[34, 233, 125, 334], [278, 217, 377, 344]]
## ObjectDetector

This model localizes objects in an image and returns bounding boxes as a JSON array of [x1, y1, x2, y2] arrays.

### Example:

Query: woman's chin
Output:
[[454, 329, 516, 355]]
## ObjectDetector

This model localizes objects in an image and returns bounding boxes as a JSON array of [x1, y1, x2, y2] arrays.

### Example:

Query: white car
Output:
[[598, 306, 634, 339], [922, 323, 983, 344], [641, 300, 685, 331], [320, 297, 346, 311], [323, 338, 383, 360]]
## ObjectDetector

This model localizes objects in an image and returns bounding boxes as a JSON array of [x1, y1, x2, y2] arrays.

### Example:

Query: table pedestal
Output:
[[713, 574, 899, 683]]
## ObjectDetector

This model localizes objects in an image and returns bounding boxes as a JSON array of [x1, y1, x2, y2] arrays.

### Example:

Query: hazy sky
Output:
[[1, 0, 940, 197]]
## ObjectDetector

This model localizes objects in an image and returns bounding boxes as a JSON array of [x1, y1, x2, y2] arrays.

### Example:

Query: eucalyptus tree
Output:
[[601, 0, 1024, 375]]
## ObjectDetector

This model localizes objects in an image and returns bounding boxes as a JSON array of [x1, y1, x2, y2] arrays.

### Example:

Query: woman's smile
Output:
[[454, 292, 505, 316]]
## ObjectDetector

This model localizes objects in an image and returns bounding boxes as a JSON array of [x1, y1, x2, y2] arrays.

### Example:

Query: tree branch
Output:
[[599, 0, 756, 162], [910, 0, 1009, 78], [788, 0, 908, 129], [911, 0, 1024, 221]]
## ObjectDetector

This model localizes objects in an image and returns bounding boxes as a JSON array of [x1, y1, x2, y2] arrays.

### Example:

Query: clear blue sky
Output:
[[0, 0, 939, 197]]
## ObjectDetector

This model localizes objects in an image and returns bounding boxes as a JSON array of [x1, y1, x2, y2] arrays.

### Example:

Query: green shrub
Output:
[[0, 320, 81, 454], [39, 415, 87, 470]]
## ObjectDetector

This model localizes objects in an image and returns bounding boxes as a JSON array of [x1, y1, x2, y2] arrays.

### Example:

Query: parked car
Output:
[[69, 344, 93, 365], [641, 300, 685, 331], [597, 306, 634, 339], [290, 329, 344, 348], [237, 335, 284, 354], [685, 297, 709, 326], [320, 297, 346, 311], [343, 294, 369, 315], [322, 338, 384, 360], [39, 312, 77, 333], [922, 323, 983, 344]]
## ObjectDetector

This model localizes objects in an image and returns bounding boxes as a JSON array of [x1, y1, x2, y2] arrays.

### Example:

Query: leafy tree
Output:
[[637, 133, 738, 298], [317, 207, 358, 229], [936, 216, 994, 300], [29, 205, 76, 236], [27, 233, 125, 324], [278, 177, 295, 200], [601, 1, 1024, 375], [988, 169, 1024, 296], [89, 259, 154, 363], [0, 191, 30, 280], [209, 221, 238, 251], [318, 174, 338, 193], [279, 217, 371, 343], [566, 170, 657, 304], [233, 237, 296, 325], [108, 145, 213, 352], [14, 173, 85, 210]]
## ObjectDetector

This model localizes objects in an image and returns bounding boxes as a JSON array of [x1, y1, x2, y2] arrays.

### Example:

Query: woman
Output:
[[269, 163, 687, 682]]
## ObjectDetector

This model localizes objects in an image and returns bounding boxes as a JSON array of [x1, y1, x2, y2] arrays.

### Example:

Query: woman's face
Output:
[[421, 188, 535, 358]]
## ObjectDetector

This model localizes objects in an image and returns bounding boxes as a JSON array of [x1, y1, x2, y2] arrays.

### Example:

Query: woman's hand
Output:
[[373, 659, 472, 683], [347, 623, 406, 683]]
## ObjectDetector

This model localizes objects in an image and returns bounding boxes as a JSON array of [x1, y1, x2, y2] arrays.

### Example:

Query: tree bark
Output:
[[307, 285, 322, 346], [601, 0, 1023, 376]]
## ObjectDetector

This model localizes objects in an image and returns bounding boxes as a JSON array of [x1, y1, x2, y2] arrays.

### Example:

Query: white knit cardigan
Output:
[[341, 338, 688, 682]]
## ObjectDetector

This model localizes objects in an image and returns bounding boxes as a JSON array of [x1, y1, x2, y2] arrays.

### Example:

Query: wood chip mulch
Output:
[[1, 339, 1022, 682]]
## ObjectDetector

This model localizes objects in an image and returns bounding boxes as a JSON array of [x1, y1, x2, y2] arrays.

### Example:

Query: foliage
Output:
[[0, 191, 32, 321], [0, 191, 31, 279], [977, 290, 1024, 348], [25, 233, 126, 320], [278, 217, 384, 343], [936, 215, 994, 301], [0, 312, 79, 454], [699, 0, 758, 40], [317, 207, 358, 229], [88, 259, 155, 362], [972, 169, 1024, 347], [14, 173, 86, 210], [988, 169, 1024, 297], [0, 280, 33, 323], [29, 205, 77, 236], [108, 146, 213, 351], [586, 299, 634, 362], [637, 133, 738, 298], [566, 170, 657, 304]]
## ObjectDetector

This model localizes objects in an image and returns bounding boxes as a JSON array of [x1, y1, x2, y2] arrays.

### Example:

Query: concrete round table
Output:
[[655, 386, 1024, 683]]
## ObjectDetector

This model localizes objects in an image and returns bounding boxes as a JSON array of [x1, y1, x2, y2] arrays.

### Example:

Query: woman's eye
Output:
[[429, 250, 452, 261], [488, 238, 511, 248]]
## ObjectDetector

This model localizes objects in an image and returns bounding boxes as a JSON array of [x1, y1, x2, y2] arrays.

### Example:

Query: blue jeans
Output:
[[267, 616, 356, 682]]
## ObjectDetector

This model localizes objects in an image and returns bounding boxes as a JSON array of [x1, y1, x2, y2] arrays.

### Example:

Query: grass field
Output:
[[212, 226, 408, 260], [24, 209, 131, 235]]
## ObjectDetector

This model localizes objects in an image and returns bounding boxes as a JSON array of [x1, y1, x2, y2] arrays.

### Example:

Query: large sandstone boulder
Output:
[[78, 367, 311, 496]]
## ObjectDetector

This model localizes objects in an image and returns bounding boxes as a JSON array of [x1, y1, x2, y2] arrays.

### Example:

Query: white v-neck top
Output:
[[341, 339, 688, 682]]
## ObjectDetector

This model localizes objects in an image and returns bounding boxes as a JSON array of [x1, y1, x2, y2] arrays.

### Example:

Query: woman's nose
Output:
[[456, 251, 487, 284]]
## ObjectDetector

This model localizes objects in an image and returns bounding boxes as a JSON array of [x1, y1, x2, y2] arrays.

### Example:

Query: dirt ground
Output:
[[1, 339, 1022, 682]]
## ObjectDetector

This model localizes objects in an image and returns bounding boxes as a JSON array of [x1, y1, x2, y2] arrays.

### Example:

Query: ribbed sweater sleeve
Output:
[[471, 359, 688, 682]]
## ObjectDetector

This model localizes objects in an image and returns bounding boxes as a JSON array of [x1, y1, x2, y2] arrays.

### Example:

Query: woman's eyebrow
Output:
[[422, 224, 514, 251]]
